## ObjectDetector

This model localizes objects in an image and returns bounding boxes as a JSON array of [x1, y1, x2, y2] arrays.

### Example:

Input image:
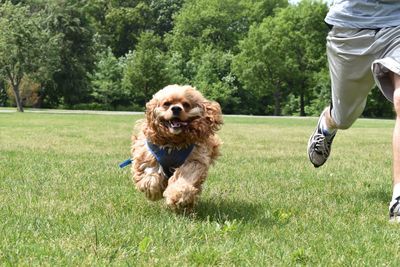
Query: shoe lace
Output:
[[312, 133, 331, 157]]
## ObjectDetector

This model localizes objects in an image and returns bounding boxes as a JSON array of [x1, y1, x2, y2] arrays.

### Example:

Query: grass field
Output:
[[1, 110, 400, 266]]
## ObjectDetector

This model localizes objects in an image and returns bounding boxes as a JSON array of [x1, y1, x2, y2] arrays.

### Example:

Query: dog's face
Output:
[[144, 85, 222, 144], [153, 85, 203, 135]]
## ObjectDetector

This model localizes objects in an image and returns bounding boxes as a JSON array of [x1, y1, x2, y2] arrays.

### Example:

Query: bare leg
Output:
[[389, 72, 400, 221], [323, 106, 338, 130], [392, 72, 400, 186]]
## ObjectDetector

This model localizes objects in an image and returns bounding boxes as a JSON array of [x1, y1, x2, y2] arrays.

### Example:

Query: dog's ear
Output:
[[145, 97, 158, 123], [202, 100, 223, 132], [189, 100, 222, 139]]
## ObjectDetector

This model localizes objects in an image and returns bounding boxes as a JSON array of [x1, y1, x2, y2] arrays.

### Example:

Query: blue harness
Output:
[[119, 141, 195, 179]]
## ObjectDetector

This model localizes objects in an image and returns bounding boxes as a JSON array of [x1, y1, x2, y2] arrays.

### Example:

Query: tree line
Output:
[[0, 0, 394, 117]]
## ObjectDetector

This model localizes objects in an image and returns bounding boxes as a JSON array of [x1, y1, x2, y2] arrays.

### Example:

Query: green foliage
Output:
[[167, 0, 292, 114], [99, 0, 183, 57], [43, 1, 97, 107], [282, 94, 301, 116], [233, 0, 328, 116], [277, 0, 328, 116], [364, 87, 394, 119], [122, 31, 169, 105], [0, 2, 58, 76], [241, 0, 289, 24], [164, 51, 191, 85], [91, 47, 128, 108], [191, 46, 240, 114], [305, 68, 331, 116], [233, 16, 289, 115], [104, 3, 151, 56], [168, 0, 251, 58], [149, 0, 185, 36], [0, 0, 394, 117], [0, 1, 60, 111]]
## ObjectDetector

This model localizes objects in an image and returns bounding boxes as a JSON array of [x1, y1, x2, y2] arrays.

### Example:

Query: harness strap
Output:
[[119, 141, 195, 179], [146, 140, 194, 178]]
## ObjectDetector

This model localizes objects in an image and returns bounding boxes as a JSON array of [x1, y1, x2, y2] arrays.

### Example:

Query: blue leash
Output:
[[119, 158, 132, 168]]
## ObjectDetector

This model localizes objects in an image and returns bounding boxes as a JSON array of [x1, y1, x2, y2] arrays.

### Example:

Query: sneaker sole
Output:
[[389, 216, 400, 223]]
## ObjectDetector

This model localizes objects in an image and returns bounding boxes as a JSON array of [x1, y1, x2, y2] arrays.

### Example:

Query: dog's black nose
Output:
[[171, 106, 182, 115]]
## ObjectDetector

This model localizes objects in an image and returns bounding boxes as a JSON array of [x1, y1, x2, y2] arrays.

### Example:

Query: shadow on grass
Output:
[[193, 198, 274, 226], [364, 188, 390, 204]]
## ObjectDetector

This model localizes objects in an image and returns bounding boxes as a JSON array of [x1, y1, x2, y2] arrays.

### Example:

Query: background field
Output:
[[1, 111, 399, 266]]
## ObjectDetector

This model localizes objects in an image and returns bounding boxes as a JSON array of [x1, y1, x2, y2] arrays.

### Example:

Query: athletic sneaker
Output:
[[389, 197, 400, 222], [308, 112, 337, 168]]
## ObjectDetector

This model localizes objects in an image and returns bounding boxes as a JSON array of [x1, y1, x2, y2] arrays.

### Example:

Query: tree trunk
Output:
[[12, 84, 24, 112], [33, 92, 44, 108], [300, 91, 305, 116], [6, 69, 24, 112], [273, 89, 281, 116]]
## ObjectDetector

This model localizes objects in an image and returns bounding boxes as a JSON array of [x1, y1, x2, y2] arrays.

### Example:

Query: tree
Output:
[[148, 0, 185, 37], [166, 0, 258, 109], [168, 0, 251, 59], [122, 31, 169, 107], [233, 16, 289, 115], [87, 0, 184, 57], [90, 47, 127, 108], [304, 68, 331, 116], [0, 76, 7, 107], [104, 3, 151, 57], [242, 0, 288, 25], [233, 1, 328, 116], [275, 1, 328, 116], [43, 1, 97, 107], [190, 45, 240, 113], [0, 1, 59, 112], [364, 87, 394, 119]]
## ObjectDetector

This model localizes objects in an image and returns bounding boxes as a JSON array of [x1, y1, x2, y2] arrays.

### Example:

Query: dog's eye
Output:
[[163, 101, 171, 107], [182, 102, 191, 109]]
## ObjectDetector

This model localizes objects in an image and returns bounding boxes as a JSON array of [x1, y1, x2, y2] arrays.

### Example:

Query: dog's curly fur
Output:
[[131, 85, 223, 211]]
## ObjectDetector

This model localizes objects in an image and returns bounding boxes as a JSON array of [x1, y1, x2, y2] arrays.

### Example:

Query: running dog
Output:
[[130, 85, 223, 211]]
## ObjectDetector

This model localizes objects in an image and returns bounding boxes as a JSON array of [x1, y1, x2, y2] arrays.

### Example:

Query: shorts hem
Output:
[[372, 57, 400, 102]]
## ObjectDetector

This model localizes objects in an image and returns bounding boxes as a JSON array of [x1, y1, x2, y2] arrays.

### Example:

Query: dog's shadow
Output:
[[193, 198, 273, 226]]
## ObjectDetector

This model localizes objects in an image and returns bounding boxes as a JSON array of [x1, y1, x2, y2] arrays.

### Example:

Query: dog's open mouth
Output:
[[166, 119, 189, 129]]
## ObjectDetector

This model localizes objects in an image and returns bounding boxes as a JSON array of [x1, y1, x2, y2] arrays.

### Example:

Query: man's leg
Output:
[[308, 27, 376, 168], [389, 72, 400, 220], [392, 73, 400, 185]]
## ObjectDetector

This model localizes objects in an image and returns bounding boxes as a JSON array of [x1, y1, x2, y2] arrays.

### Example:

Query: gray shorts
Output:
[[327, 26, 400, 129]]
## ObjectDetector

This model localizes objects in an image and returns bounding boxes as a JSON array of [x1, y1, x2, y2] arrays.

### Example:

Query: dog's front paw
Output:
[[136, 173, 166, 201], [163, 182, 199, 212]]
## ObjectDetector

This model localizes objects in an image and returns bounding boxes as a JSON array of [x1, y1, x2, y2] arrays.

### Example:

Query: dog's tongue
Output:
[[170, 120, 188, 128]]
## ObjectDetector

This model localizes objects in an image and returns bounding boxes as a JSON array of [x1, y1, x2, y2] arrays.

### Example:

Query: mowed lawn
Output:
[[1, 111, 399, 266]]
